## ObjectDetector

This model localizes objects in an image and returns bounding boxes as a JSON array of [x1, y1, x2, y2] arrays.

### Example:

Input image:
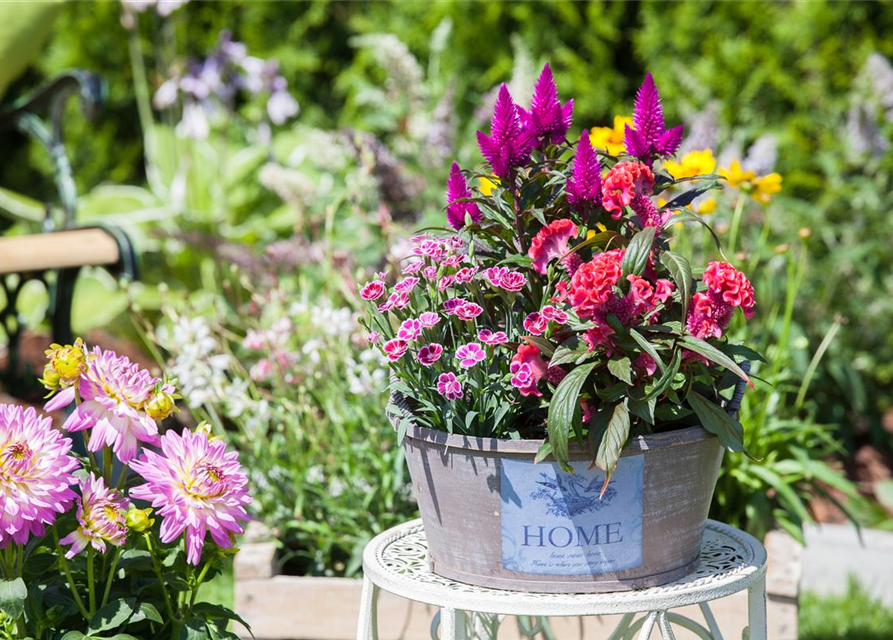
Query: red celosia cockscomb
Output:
[[702, 262, 756, 319], [602, 161, 655, 218], [0, 404, 79, 547], [130, 428, 251, 566], [528, 219, 579, 275], [568, 249, 624, 320], [510, 344, 549, 397]]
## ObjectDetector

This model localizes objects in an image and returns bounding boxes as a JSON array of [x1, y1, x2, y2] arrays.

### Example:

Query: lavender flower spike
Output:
[[445, 162, 481, 230], [476, 84, 533, 179], [624, 73, 684, 161], [523, 63, 574, 149], [566, 131, 602, 208]]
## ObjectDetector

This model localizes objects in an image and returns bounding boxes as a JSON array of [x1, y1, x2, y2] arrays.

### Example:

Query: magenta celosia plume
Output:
[[0, 404, 79, 547], [445, 162, 481, 230], [476, 84, 533, 179], [60, 473, 129, 558], [46, 346, 166, 463], [624, 73, 684, 161], [566, 131, 602, 208], [523, 63, 574, 149], [130, 428, 251, 565]]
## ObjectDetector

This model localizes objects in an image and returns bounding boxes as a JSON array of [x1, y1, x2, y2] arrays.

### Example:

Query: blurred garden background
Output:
[[1, 1, 893, 637]]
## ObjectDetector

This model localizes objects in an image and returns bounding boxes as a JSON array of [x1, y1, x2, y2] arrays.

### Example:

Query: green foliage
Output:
[[801, 580, 893, 640]]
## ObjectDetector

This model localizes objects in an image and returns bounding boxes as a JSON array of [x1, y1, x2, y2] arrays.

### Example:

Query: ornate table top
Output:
[[362, 519, 767, 616]]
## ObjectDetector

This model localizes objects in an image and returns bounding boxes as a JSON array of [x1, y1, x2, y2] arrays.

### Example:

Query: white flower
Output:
[[176, 103, 210, 140], [305, 465, 325, 484]]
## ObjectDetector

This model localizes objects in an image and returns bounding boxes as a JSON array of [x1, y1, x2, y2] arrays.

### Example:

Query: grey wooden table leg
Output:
[[356, 575, 380, 640], [743, 574, 767, 640]]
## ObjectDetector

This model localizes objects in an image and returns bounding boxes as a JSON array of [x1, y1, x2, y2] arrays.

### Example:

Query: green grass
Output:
[[800, 580, 893, 640], [195, 559, 234, 611]]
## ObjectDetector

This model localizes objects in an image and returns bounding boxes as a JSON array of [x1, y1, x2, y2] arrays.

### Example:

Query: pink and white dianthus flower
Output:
[[130, 428, 251, 566], [484, 266, 509, 288], [45, 346, 167, 463], [540, 305, 568, 325], [436, 373, 463, 400], [60, 473, 128, 558], [383, 339, 409, 361], [417, 344, 444, 367], [454, 267, 478, 283], [397, 319, 422, 342], [367, 331, 381, 344], [523, 312, 548, 336], [499, 271, 527, 292], [394, 277, 420, 294], [360, 280, 386, 301], [0, 404, 79, 547], [478, 329, 508, 345], [418, 312, 441, 328], [441, 255, 464, 268], [438, 275, 456, 292], [455, 343, 486, 369], [378, 291, 410, 312], [442, 298, 467, 315], [422, 266, 439, 281], [455, 302, 483, 321], [402, 261, 424, 275]]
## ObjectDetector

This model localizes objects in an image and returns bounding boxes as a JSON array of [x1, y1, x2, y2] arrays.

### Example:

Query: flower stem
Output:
[[727, 194, 747, 257], [81, 431, 98, 471], [144, 533, 176, 620], [101, 547, 122, 608], [103, 446, 113, 486], [86, 546, 97, 616], [188, 559, 212, 610], [53, 526, 91, 621]]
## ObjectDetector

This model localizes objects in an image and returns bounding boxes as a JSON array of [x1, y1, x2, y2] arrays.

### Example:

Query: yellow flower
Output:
[[719, 160, 757, 190], [751, 172, 782, 204], [590, 116, 632, 156], [695, 197, 717, 215], [719, 160, 782, 204], [145, 390, 178, 421], [479, 176, 500, 196], [586, 223, 608, 239], [125, 506, 155, 533], [664, 149, 717, 180], [42, 338, 86, 389]]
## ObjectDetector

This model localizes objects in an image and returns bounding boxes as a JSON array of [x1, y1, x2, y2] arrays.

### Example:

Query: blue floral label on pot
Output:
[[500, 455, 644, 575]]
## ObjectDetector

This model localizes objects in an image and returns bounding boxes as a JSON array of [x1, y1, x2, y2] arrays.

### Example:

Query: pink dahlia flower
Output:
[[45, 346, 168, 463], [60, 473, 128, 558], [602, 161, 655, 218], [436, 373, 463, 401], [455, 343, 486, 369], [0, 404, 79, 547], [528, 219, 579, 275], [130, 428, 251, 565]]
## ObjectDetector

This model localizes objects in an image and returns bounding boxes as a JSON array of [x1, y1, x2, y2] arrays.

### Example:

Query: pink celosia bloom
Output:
[[528, 219, 579, 275], [360, 280, 386, 301], [476, 84, 533, 179], [568, 249, 625, 320], [566, 131, 602, 207], [402, 261, 424, 275], [627, 275, 656, 316], [523, 312, 548, 336], [631, 193, 672, 230], [654, 279, 674, 304], [394, 277, 420, 293], [397, 319, 422, 342], [583, 324, 616, 354], [703, 262, 756, 318], [422, 266, 439, 281], [417, 344, 444, 367], [445, 162, 482, 230], [510, 344, 548, 397], [46, 347, 166, 463], [455, 302, 483, 321], [367, 331, 381, 344], [0, 404, 79, 547], [436, 373, 463, 401], [454, 267, 478, 283], [438, 275, 456, 292], [541, 305, 568, 325], [499, 271, 528, 292], [418, 312, 441, 328], [601, 161, 655, 218], [60, 473, 128, 558], [442, 298, 467, 315], [382, 339, 409, 361], [455, 343, 486, 369], [624, 73, 684, 161], [130, 429, 251, 565], [686, 293, 724, 339], [441, 255, 464, 268], [478, 329, 508, 345], [523, 63, 574, 149]]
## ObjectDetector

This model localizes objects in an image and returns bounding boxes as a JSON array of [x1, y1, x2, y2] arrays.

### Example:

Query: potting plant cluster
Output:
[[0, 339, 251, 638], [361, 66, 761, 476]]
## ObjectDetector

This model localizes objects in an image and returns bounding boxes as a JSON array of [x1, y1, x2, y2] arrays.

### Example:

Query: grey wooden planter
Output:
[[400, 422, 724, 593]]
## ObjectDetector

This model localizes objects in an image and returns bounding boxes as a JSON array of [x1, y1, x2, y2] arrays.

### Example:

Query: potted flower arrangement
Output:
[[0, 338, 251, 638], [360, 66, 760, 593]]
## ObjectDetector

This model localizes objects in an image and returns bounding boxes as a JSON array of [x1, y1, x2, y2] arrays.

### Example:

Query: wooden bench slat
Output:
[[0, 228, 121, 275]]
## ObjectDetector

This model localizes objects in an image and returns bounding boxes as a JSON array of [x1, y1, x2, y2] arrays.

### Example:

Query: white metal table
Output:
[[356, 519, 767, 640]]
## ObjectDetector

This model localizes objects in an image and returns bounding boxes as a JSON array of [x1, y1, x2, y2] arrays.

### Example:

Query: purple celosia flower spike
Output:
[[566, 131, 602, 208], [476, 84, 533, 179], [524, 63, 574, 149], [445, 162, 481, 230], [624, 73, 684, 161]]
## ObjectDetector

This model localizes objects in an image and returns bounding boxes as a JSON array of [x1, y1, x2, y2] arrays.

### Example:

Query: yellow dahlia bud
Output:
[[125, 505, 155, 532], [39, 365, 62, 391], [146, 390, 177, 421], [44, 338, 87, 387], [195, 421, 221, 442]]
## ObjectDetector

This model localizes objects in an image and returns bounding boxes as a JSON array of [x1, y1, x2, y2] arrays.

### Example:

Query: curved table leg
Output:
[[357, 576, 380, 640], [744, 575, 767, 640], [655, 612, 677, 640]]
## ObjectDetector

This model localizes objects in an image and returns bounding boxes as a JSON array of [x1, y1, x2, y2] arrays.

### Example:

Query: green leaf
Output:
[[654, 403, 693, 422], [192, 603, 252, 635], [678, 335, 753, 387], [663, 181, 722, 209], [596, 382, 628, 403], [607, 357, 633, 384], [396, 417, 412, 446], [629, 328, 666, 373], [595, 401, 630, 485], [60, 634, 88, 640], [180, 618, 211, 640], [660, 251, 693, 322], [89, 598, 140, 634], [875, 479, 893, 512], [534, 440, 552, 464], [628, 395, 656, 425], [687, 391, 745, 453], [748, 464, 813, 526], [643, 349, 682, 401], [0, 578, 26, 620], [547, 363, 598, 470], [620, 226, 656, 278], [521, 335, 556, 357]]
